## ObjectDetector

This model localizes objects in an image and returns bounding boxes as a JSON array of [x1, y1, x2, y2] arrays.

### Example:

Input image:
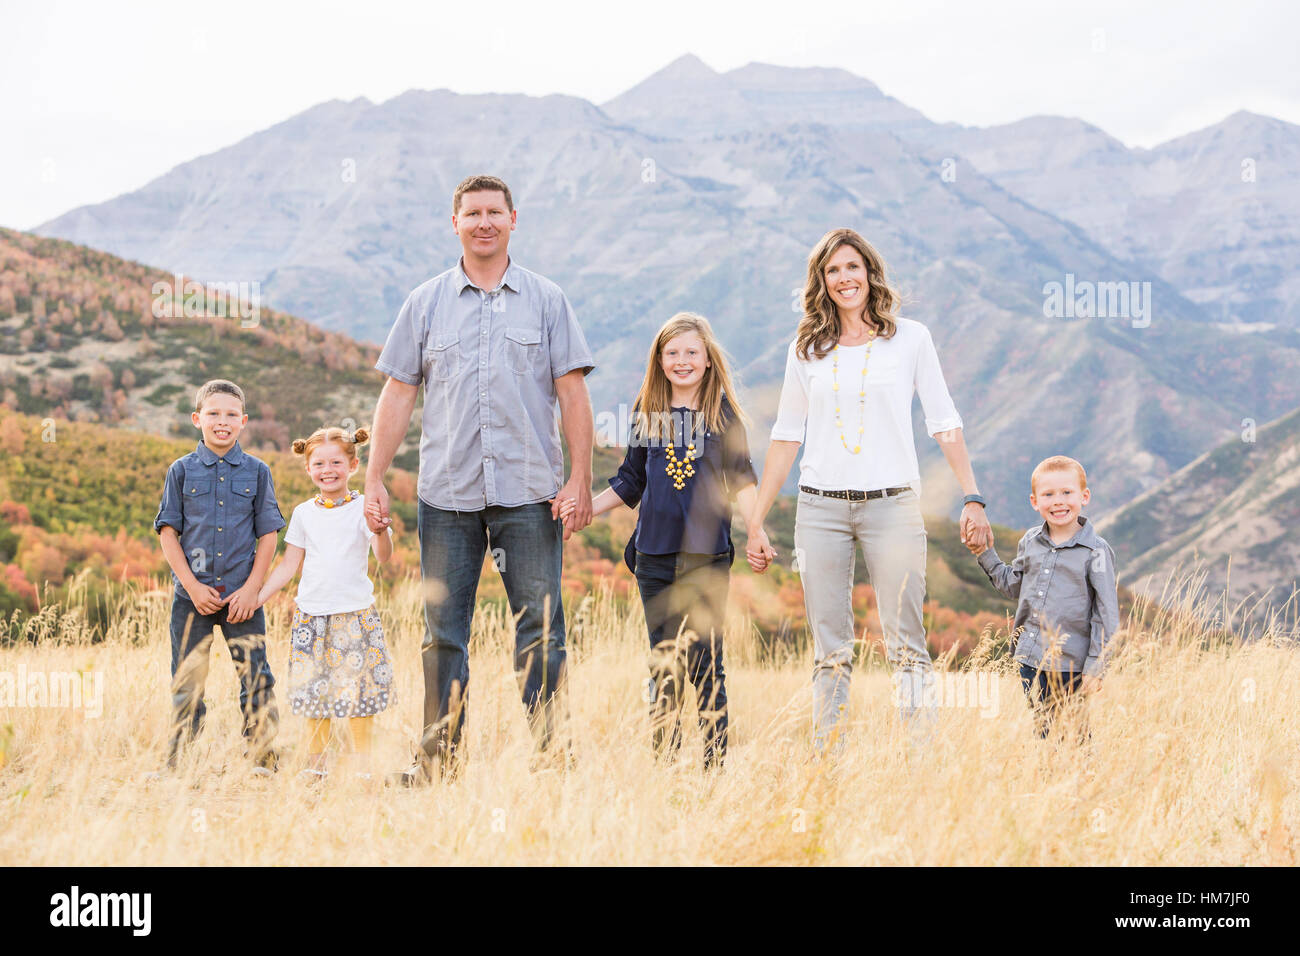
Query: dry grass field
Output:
[[1, 574, 1296, 866]]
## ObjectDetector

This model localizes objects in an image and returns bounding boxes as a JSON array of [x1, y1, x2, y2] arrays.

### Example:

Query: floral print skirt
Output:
[[287, 605, 395, 719]]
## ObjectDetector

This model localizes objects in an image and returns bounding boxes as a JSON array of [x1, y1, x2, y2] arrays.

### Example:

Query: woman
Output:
[[748, 228, 992, 751]]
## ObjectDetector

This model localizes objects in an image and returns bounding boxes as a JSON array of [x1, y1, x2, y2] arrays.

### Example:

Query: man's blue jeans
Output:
[[417, 499, 567, 763], [167, 594, 279, 766]]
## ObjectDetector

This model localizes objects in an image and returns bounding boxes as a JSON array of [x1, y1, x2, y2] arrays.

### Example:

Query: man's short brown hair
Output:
[[1031, 455, 1088, 494], [194, 379, 246, 413], [453, 175, 513, 215]]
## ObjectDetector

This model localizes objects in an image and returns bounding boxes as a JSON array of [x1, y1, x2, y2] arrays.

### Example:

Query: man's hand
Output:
[[746, 525, 777, 574], [1080, 674, 1102, 696], [960, 502, 993, 553], [225, 582, 260, 623], [185, 583, 225, 616], [552, 477, 592, 541], [364, 479, 392, 530]]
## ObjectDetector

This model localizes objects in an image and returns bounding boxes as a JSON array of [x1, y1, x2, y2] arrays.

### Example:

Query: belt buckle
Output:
[[849, 490, 865, 501]]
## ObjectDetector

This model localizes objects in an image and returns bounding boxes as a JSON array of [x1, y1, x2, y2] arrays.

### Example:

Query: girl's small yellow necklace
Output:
[[314, 489, 359, 508]]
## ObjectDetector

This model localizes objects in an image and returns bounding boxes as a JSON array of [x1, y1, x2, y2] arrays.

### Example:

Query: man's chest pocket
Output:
[[423, 332, 461, 383], [505, 326, 542, 375]]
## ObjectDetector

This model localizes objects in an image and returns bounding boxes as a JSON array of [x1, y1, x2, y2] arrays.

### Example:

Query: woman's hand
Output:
[[960, 502, 993, 553], [746, 525, 777, 573]]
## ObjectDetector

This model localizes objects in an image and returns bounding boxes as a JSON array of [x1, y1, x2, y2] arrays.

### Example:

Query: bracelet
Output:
[[962, 493, 986, 508]]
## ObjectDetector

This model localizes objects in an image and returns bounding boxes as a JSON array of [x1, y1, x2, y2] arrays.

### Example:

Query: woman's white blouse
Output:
[[770, 317, 963, 491]]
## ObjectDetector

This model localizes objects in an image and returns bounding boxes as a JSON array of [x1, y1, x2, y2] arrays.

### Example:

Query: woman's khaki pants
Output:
[[793, 488, 934, 751]]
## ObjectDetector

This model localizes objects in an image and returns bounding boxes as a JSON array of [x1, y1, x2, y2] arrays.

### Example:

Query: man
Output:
[[365, 175, 596, 783]]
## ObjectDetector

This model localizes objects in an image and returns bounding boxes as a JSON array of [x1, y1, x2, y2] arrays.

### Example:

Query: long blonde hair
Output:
[[796, 228, 900, 361], [631, 313, 749, 442]]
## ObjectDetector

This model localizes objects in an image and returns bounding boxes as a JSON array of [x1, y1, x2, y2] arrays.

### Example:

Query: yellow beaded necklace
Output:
[[314, 489, 359, 508], [663, 410, 701, 492], [832, 329, 877, 455]]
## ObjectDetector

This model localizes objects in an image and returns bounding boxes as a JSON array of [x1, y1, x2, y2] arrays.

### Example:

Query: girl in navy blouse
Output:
[[562, 312, 768, 768]]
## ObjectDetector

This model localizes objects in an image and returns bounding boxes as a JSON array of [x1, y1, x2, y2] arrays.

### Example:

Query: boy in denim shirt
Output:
[[154, 380, 285, 771], [970, 456, 1120, 738]]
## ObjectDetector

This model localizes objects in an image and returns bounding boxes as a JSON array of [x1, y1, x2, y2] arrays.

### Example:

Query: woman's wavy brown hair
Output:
[[631, 312, 749, 443], [291, 425, 371, 463], [796, 228, 900, 361]]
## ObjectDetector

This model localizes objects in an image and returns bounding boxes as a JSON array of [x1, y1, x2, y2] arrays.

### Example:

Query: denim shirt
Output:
[[609, 398, 757, 566], [154, 440, 286, 599], [977, 515, 1120, 676]]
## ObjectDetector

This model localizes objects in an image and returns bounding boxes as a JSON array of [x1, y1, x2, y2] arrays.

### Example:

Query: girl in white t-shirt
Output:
[[257, 426, 395, 780]]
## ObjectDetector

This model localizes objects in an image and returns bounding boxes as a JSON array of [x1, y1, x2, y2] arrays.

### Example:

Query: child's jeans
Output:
[[168, 594, 279, 766], [1018, 664, 1087, 741], [633, 550, 731, 769]]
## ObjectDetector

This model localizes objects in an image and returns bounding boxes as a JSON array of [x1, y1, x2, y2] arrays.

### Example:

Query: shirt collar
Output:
[[455, 256, 520, 294], [195, 440, 245, 467], [1034, 514, 1100, 550]]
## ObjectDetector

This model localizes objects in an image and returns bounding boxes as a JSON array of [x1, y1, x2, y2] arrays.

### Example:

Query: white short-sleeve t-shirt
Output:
[[283, 495, 390, 615]]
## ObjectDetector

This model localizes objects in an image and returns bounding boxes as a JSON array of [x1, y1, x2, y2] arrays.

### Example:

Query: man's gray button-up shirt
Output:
[[375, 258, 595, 511]]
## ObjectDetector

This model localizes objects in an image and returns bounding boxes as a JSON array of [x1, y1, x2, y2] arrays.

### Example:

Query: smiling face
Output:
[[822, 244, 870, 320], [191, 393, 246, 453], [306, 441, 359, 497], [660, 330, 710, 401], [452, 189, 516, 263], [1031, 468, 1091, 534]]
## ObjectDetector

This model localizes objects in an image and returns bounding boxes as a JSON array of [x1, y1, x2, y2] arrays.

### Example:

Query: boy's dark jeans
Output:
[[416, 499, 568, 769], [1018, 663, 1087, 741], [168, 594, 279, 766], [633, 550, 731, 769]]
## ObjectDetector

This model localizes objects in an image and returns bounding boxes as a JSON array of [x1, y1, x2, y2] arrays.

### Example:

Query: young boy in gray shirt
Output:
[[970, 455, 1120, 738]]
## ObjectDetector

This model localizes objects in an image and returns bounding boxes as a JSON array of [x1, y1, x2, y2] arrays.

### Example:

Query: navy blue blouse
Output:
[[608, 398, 757, 563]]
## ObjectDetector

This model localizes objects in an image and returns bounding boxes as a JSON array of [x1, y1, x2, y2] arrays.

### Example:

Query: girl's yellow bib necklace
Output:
[[664, 410, 701, 492], [832, 329, 877, 454]]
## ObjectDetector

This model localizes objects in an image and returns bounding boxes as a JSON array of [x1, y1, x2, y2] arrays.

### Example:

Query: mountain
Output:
[[1098, 405, 1300, 618], [31, 58, 1300, 528], [602, 53, 939, 139], [926, 110, 1300, 327]]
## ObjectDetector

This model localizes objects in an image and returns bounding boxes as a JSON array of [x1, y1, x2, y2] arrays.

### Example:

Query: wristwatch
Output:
[[962, 493, 986, 508]]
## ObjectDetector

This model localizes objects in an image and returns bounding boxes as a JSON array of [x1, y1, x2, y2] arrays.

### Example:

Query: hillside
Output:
[[1099, 405, 1300, 618], [0, 227, 424, 472]]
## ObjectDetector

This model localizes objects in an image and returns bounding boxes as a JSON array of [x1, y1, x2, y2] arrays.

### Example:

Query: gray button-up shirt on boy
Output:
[[977, 515, 1120, 676], [375, 258, 595, 512]]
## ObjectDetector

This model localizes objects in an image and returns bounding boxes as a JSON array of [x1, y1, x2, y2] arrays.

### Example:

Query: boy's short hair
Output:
[[194, 379, 246, 413], [453, 175, 513, 215], [1031, 455, 1088, 493]]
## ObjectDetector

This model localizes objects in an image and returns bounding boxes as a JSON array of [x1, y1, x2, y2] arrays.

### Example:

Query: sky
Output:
[[2, 0, 1297, 230]]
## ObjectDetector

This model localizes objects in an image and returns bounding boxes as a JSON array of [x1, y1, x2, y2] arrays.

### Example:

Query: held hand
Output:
[[1080, 674, 1102, 696], [746, 526, 777, 574], [552, 478, 592, 539], [960, 502, 993, 553], [186, 583, 225, 616], [556, 497, 578, 529], [364, 479, 392, 529], [225, 583, 259, 624]]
